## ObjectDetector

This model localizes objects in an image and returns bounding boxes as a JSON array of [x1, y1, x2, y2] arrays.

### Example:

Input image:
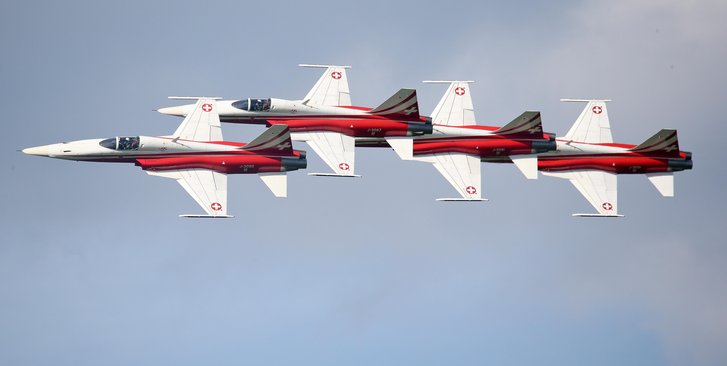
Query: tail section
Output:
[[259, 172, 288, 197], [423, 80, 476, 126], [510, 155, 539, 179], [646, 172, 674, 197], [368, 88, 421, 121], [630, 129, 681, 157], [242, 125, 294, 155], [300, 64, 352, 107], [561, 99, 612, 143], [495, 111, 544, 137]]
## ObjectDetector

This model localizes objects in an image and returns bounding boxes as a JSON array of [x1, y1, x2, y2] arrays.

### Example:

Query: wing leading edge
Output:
[[415, 153, 485, 201], [543, 170, 623, 217], [147, 169, 233, 218]]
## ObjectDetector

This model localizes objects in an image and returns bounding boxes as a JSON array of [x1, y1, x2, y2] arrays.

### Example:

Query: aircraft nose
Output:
[[157, 104, 193, 116], [22, 145, 51, 156]]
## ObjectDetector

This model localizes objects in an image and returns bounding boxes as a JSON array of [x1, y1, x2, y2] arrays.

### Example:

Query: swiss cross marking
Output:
[[454, 87, 466, 96], [527, 126, 542, 134], [338, 162, 350, 171], [276, 142, 291, 151], [202, 103, 213, 112], [602, 202, 613, 211], [403, 107, 418, 115], [211, 202, 222, 211], [465, 186, 477, 194], [331, 71, 342, 80], [664, 144, 677, 152], [592, 105, 602, 114]]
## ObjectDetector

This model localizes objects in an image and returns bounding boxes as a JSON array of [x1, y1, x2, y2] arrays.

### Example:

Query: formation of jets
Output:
[[23, 64, 693, 218]]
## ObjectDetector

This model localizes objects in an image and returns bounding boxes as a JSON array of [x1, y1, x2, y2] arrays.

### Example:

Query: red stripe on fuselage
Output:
[[220, 114, 429, 124], [538, 156, 673, 174], [136, 155, 286, 174], [413, 138, 539, 158], [74, 149, 303, 164], [271, 119, 415, 137]]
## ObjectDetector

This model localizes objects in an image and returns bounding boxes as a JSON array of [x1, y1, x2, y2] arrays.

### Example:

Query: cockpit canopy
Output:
[[99, 136, 140, 150], [232, 98, 271, 112]]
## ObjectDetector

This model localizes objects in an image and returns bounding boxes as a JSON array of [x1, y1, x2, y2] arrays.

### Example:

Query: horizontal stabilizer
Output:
[[368, 88, 420, 121], [259, 172, 287, 197], [646, 172, 674, 197], [385, 137, 413, 160], [510, 154, 538, 179], [495, 111, 543, 137], [631, 129, 681, 157]]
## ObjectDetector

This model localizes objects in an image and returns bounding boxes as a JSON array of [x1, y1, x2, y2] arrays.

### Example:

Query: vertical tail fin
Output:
[[630, 129, 681, 157], [242, 125, 294, 155], [423, 80, 476, 126], [494, 111, 544, 137], [300, 64, 352, 107], [561, 99, 613, 143], [367, 88, 421, 121]]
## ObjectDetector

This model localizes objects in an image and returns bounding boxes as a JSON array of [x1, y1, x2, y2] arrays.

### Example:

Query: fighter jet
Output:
[[157, 64, 431, 177], [538, 99, 693, 217], [22, 99, 307, 218], [402, 81, 557, 201]]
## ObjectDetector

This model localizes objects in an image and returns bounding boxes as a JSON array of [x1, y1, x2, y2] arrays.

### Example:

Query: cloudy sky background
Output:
[[2, 0, 726, 365]]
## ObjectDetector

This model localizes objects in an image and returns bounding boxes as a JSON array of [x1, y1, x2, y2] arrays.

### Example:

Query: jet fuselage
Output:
[[159, 98, 431, 139], [23, 136, 307, 174], [537, 139, 693, 174]]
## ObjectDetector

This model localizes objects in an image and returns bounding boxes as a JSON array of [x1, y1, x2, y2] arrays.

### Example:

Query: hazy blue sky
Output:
[[2, 1, 726, 365]]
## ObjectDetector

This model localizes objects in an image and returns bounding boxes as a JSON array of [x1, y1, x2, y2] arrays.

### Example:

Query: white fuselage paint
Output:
[[23, 136, 240, 161], [159, 99, 369, 119]]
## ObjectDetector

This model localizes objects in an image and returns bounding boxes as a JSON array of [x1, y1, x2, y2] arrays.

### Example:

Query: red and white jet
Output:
[[538, 99, 693, 217], [22, 99, 307, 218], [402, 81, 557, 200], [157, 65, 431, 177]]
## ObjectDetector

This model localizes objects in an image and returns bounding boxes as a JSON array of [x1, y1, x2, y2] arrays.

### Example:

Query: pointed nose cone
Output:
[[22, 145, 51, 157], [158, 104, 194, 117]]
